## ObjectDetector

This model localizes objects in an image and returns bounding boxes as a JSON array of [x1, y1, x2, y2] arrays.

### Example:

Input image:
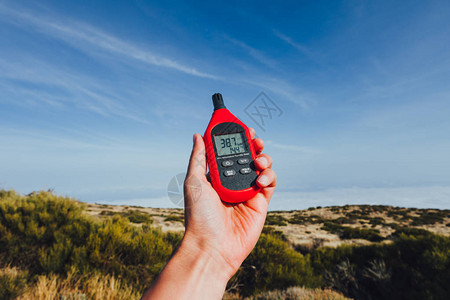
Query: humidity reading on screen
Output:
[[214, 132, 246, 156]]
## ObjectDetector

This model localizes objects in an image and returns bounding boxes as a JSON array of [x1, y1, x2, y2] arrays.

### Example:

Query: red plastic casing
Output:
[[203, 108, 261, 203]]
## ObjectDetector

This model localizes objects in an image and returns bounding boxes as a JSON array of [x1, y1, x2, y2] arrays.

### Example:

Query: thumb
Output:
[[184, 134, 206, 210], [186, 133, 207, 179]]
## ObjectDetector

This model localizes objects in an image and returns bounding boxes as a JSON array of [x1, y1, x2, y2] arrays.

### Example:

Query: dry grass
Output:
[[18, 270, 140, 300]]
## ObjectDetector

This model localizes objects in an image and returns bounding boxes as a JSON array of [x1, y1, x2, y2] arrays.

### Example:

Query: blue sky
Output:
[[1, 0, 450, 209]]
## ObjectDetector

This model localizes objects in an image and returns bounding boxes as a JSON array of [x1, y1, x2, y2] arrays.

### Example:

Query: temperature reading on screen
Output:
[[214, 132, 246, 156]]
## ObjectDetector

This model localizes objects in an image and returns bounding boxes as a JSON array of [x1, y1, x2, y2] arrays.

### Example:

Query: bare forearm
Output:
[[142, 237, 232, 300]]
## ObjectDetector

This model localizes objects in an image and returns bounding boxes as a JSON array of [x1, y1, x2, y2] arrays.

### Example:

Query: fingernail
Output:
[[255, 156, 268, 166], [257, 175, 269, 186]]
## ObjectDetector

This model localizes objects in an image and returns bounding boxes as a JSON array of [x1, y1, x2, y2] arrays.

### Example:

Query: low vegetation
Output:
[[1, 266, 140, 300], [239, 287, 349, 300], [164, 214, 184, 224], [321, 222, 384, 242], [0, 190, 178, 298], [99, 209, 153, 224], [1, 190, 449, 299], [289, 214, 324, 225], [310, 229, 450, 299], [264, 215, 288, 226]]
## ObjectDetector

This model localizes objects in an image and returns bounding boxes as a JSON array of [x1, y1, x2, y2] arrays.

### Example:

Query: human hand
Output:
[[182, 128, 276, 279], [142, 129, 276, 300]]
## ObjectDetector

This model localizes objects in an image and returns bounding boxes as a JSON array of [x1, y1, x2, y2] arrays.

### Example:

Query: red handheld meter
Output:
[[203, 93, 261, 203]]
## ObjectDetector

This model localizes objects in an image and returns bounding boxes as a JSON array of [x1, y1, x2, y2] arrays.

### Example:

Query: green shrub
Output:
[[368, 217, 385, 227], [123, 210, 153, 224], [264, 214, 288, 226], [99, 210, 116, 216], [386, 208, 412, 222], [100, 209, 154, 224], [344, 210, 370, 221], [309, 229, 450, 299], [164, 215, 184, 223], [392, 227, 432, 237], [0, 190, 173, 293], [386, 222, 400, 230], [246, 286, 349, 300], [289, 214, 324, 225], [164, 231, 183, 248], [231, 233, 321, 297], [0, 267, 28, 299], [370, 205, 390, 213], [261, 226, 288, 241], [411, 211, 445, 226], [334, 217, 357, 225], [321, 222, 384, 242], [330, 206, 342, 213]]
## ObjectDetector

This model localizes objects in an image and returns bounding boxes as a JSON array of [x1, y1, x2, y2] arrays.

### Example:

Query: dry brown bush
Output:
[[18, 270, 139, 300]]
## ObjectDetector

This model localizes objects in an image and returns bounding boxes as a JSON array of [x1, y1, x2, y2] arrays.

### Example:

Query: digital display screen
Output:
[[214, 132, 246, 156]]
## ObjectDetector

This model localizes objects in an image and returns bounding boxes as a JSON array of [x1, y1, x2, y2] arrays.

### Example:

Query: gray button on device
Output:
[[238, 158, 249, 164], [240, 167, 251, 174], [222, 160, 234, 167], [223, 170, 236, 177]]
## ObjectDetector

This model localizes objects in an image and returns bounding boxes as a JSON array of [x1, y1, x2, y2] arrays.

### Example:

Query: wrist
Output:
[[142, 234, 233, 300], [179, 232, 236, 282]]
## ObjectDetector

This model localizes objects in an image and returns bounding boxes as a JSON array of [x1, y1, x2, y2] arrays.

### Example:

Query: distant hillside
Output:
[[86, 202, 450, 250]]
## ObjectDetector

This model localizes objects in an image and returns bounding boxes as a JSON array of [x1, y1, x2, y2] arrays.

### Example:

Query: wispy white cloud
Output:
[[272, 29, 323, 64], [0, 5, 316, 115], [0, 57, 152, 123], [241, 76, 315, 110], [273, 30, 311, 57], [0, 5, 216, 79], [225, 35, 278, 69], [0, 126, 127, 151], [0, 80, 65, 109]]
